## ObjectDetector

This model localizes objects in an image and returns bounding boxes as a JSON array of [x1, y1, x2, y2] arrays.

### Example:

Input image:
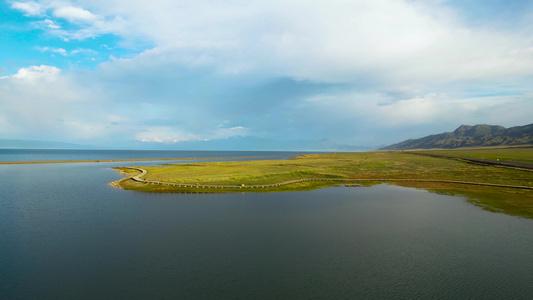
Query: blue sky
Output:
[[1, 0, 532, 150]]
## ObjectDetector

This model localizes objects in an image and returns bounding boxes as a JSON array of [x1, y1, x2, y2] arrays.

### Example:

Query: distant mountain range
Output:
[[130, 136, 371, 151], [0, 139, 97, 149], [381, 123, 533, 150], [0, 136, 372, 151]]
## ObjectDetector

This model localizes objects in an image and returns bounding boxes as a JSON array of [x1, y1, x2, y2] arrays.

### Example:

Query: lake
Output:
[[1, 150, 532, 299]]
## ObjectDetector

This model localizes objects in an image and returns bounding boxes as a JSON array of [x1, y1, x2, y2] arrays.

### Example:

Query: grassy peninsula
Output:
[[114, 147, 533, 218]]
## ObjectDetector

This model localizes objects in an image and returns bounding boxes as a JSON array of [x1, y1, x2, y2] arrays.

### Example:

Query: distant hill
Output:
[[132, 136, 372, 151], [0, 139, 96, 149], [0, 137, 371, 151], [381, 123, 533, 150]]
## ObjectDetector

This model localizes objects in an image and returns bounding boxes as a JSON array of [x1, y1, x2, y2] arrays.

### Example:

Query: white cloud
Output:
[[214, 126, 249, 139], [52, 0, 531, 84], [6, 1, 533, 147], [70, 48, 98, 55], [0, 65, 105, 140], [135, 127, 202, 143], [41, 19, 60, 29], [17, 1, 533, 84], [0, 65, 249, 144], [296, 90, 533, 135], [59, 118, 109, 139], [134, 125, 249, 144], [36, 46, 67, 56], [35, 46, 97, 56], [11, 1, 43, 16], [11, 65, 61, 81], [53, 6, 99, 23], [12, 2, 130, 40]]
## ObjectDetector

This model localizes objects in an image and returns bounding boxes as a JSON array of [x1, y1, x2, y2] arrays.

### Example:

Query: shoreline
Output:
[[111, 151, 533, 218], [0, 154, 293, 165]]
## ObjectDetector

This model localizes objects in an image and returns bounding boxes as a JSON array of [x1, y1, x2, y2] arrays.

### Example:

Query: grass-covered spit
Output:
[[114, 148, 533, 218]]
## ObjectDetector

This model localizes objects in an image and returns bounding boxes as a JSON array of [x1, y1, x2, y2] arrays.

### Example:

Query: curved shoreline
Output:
[[121, 167, 533, 191]]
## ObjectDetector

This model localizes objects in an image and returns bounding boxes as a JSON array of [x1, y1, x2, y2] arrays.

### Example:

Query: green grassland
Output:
[[115, 149, 533, 218], [415, 145, 533, 164]]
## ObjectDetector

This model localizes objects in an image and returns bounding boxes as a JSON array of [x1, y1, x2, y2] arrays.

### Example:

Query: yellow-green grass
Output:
[[118, 176, 338, 194], [114, 150, 533, 218], [413, 145, 533, 164], [125, 152, 532, 186]]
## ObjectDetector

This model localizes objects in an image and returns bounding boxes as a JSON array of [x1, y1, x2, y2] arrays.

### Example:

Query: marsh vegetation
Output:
[[114, 147, 533, 218]]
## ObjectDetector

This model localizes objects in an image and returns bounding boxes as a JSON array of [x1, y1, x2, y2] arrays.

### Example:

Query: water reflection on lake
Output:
[[1, 161, 532, 299]]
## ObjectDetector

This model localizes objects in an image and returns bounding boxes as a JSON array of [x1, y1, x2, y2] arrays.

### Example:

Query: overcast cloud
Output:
[[1, 0, 532, 149]]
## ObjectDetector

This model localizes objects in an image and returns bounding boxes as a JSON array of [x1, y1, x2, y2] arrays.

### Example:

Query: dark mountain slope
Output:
[[381, 123, 533, 150]]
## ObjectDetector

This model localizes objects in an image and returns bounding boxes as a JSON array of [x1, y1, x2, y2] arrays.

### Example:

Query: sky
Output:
[[1, 0, 532, 150]]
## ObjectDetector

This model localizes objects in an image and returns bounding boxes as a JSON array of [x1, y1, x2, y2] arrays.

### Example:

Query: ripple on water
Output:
[[1, 163, 533, 299]]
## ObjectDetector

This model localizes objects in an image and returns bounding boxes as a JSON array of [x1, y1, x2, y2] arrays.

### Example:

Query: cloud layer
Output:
[[3, 0, 533, 148]]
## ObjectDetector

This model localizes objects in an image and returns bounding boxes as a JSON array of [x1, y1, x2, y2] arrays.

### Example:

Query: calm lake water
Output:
[[0, 149, 305, 162], [1, 150, 532, 299]]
